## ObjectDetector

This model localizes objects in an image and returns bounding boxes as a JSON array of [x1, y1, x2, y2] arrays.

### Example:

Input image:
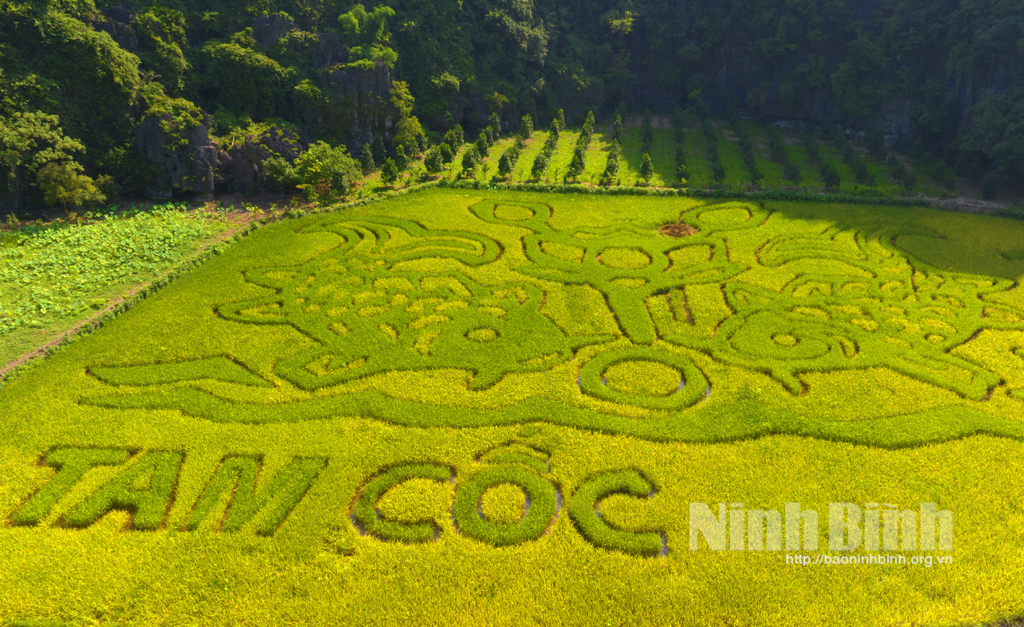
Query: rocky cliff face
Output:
[[248, 14, 391, 157], [94, 6, 138, 53], [315, 60, 400, 155], [225, 127, 306, 193], [135, 114, 231, 200], [251, 13, 295, 48]]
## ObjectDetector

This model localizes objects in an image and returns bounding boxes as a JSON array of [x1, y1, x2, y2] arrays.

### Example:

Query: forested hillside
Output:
[[1, 0, 1022, 211]]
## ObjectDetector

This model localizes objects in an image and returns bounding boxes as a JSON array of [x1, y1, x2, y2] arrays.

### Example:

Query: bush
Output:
[[530, 152, 549, 180], [902, 171, 917, 193], [821, 164, 841, 190], [639, 153, 654, 183], [476, 132, 489, 158], [565, 150, 585, 182], [263, 156, 301, 191], [497, 151, 513, 179], [802, 134, 820, 163], [359, 146, 375, 174], [601, 152, 620, 186], [37, 161, 105, 213], [443, 125, 464, 149], [841, 143, 854, 164], [439, 142, 455, 165], [461, 146, 480, 177], [702, 121, 718, 146], [370, 134, 386, 165], [292, 141, 361, 193], [853, 160, 869, 184], [677, 161, 689, 183]]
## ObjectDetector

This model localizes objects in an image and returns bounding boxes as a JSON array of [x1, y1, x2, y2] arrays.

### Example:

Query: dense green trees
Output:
[[0, 111, 99, 210], [200, 43, 294, 120], [960, 89, 1024, 179], [38, 161, 105, 214], [337, 4, 398, 70], [293, 141, 360, 190], [2, 0, 1023, 211], [1, 3, 141, 173]]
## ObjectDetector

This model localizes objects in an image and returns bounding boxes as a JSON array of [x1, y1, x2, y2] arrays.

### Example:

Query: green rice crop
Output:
[[1, 188, 1024, 626]]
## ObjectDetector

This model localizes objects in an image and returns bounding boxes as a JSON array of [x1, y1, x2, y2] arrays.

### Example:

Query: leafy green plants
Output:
[[0, 207, 221, 337]]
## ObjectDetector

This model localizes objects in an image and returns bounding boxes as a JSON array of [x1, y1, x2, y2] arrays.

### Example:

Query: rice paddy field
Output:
[[3, 188, 1024, 626]]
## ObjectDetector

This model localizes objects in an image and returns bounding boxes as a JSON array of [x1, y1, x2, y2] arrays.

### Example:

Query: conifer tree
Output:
[[360, 145, 375, 174], [461, 145, 479, 177], [640, 152, 654, 183], [498, 151, 513, 179], [381, 158, 399, 185], [424, 147, 443, 175], [520, 114, 533, 139]]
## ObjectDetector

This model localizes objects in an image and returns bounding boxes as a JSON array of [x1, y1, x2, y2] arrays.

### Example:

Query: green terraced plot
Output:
[[2, 189, 1024, 626]]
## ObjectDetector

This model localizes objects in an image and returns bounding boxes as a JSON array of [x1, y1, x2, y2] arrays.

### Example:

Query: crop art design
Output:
[[83, 199, 1024, 445]]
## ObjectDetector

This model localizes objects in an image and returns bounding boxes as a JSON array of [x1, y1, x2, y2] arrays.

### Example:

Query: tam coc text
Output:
[[689, 502, 952, 553]]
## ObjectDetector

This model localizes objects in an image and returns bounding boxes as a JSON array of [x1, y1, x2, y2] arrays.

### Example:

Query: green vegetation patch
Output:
[[0, 207, 223, 345]]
